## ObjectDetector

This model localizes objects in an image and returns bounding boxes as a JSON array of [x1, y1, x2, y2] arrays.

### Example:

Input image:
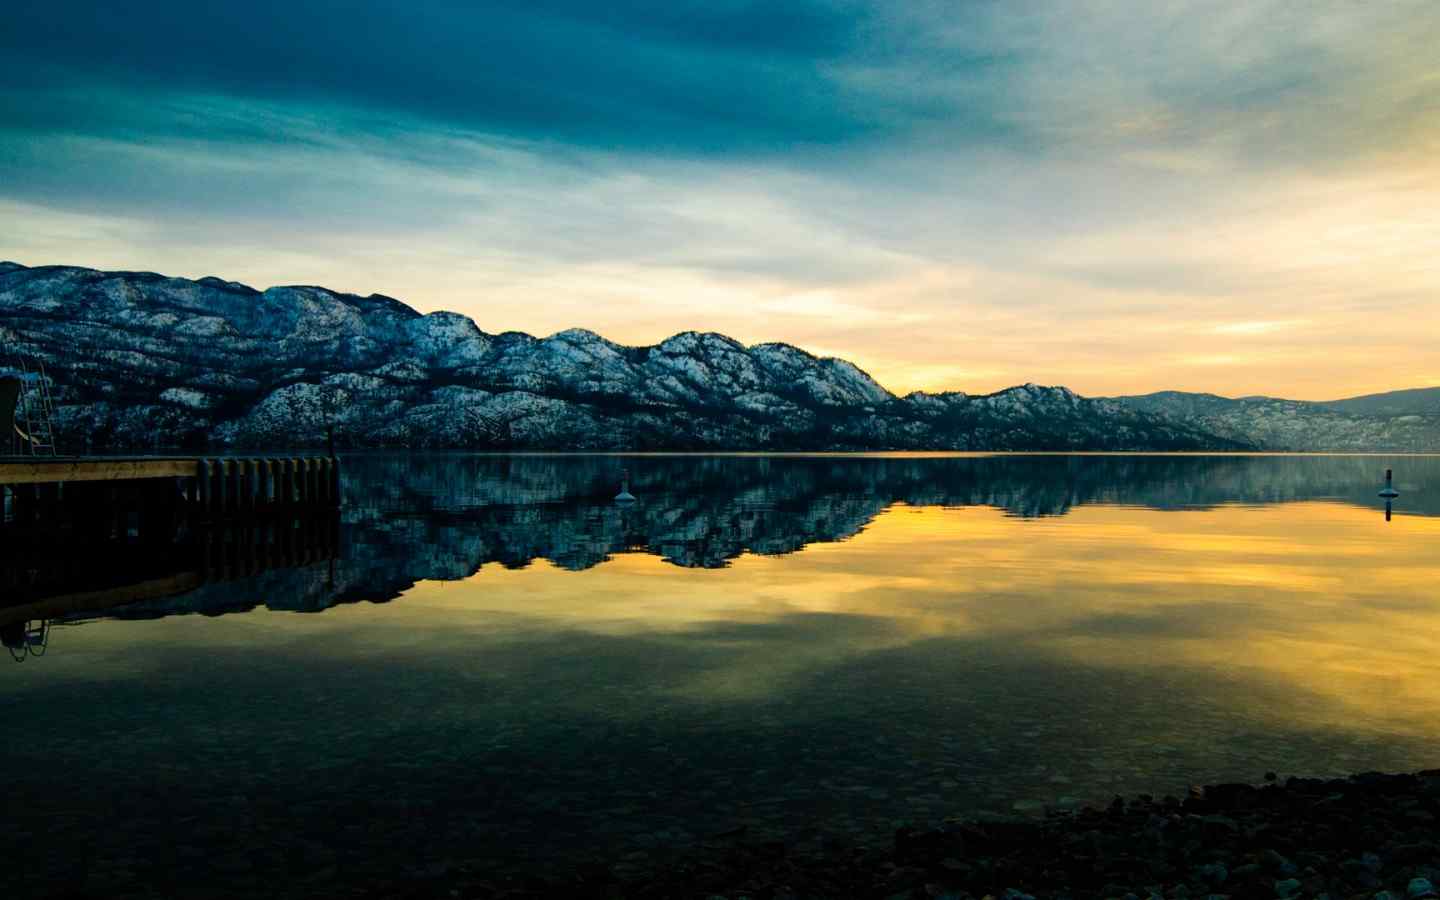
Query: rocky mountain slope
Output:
[[1113, 390, 1440, 452], [0, 262, 1237, 451]]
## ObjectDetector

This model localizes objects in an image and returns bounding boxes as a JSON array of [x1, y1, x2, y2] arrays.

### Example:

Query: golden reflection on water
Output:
[[381, 500, 1440, 735], [31, 499, 1440, 750]]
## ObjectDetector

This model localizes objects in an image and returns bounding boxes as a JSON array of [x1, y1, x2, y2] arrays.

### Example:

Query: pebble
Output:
[[1194, 862, 1227, 886], [1261, 849, 1298, 877]]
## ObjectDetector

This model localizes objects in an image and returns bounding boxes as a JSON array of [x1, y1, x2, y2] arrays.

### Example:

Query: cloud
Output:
[[1, 1, 1439, 398], [0, 0, 1015, 156]]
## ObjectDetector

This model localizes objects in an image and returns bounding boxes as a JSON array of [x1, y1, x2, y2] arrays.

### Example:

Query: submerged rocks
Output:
[[466, 770, 1440, 899]]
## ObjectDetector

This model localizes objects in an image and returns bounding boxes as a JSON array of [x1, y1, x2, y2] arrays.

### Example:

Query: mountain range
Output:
[[1, 262, 1435, 451]]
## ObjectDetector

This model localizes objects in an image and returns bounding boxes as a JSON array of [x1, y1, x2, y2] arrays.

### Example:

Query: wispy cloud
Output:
[[1, 1, 1437, 398]]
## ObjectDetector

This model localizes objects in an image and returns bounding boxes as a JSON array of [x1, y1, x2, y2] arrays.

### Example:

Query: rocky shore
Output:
[[401, 771, 1440, 899]]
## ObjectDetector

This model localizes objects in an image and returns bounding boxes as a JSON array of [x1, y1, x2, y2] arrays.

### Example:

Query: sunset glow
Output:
[[3, 2, 1438, 398]]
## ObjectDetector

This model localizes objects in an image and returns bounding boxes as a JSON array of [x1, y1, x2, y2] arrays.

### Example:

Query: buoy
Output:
[[614, 468, 636, 503], [1379, 468, 1400, 499]]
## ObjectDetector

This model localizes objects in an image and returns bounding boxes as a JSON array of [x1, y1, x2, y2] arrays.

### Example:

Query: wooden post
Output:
[[290, 457, 303, 506], [314, 458, 327, 505], [255, 458, 271, 510], [237, 459, 250, 513], [251, 458, 265, 509], [218, 459, 232, 515], [316, 458, 326, 506], [202, 459, 217, 516], [229, 459, 244, 515], [270, 459, 284, 508], [298, 458, 311, 506], [248, 458, 260, 510]]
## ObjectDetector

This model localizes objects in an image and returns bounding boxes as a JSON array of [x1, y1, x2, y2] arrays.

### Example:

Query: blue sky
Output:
[[2, 1, 1437, 397]]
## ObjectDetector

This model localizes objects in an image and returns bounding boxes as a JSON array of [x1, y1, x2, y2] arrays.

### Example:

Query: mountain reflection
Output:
[[1, 453, 1431, 628], [352, 452, 1435, 568]]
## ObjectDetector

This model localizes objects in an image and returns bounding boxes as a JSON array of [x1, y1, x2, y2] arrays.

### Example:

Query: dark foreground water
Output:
[[2, 453, 1438, 897]]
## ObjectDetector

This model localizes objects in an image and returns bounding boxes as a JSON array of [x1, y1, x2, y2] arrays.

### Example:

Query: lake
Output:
[[2, 453, 1437, 897]]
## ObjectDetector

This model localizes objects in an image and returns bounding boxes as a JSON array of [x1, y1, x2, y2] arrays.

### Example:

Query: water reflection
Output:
[[1, 618, 48, 661], [0, 453, 1436, 898], [3, 454, 1426, 629], [0, 513, 342, 644]]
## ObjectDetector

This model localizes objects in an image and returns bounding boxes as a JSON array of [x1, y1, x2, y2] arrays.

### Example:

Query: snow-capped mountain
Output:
[[0, 262, 1235, 451], [1, 261, 1431, 451]]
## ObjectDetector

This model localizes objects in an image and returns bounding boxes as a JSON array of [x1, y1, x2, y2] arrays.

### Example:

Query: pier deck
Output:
[[0, 454, 341, 527], [0, 456, 198, 485]]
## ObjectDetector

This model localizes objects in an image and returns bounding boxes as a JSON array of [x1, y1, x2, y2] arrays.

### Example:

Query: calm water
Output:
[[3, 453, 1438, 897]]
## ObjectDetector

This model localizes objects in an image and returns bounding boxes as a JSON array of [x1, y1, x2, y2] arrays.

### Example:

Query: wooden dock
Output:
[[0, 455, 341, 533], [1, 456, 344, 658]]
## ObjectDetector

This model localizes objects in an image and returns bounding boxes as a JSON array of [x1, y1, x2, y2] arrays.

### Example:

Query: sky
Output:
[[1, 1, 1437, 400]]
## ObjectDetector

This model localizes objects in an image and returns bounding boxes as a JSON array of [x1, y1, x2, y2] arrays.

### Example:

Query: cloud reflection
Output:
[[365, 501, 1440, 741]]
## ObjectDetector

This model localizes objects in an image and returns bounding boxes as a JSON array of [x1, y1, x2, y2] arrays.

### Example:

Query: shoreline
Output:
[[410, 770, 1440, 899]]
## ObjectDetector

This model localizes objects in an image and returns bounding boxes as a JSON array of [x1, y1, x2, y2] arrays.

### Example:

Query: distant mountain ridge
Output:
[[1112, 388, 1440, 452], [0, 261, 1434, 451], [1320, 386, 1440, 417]]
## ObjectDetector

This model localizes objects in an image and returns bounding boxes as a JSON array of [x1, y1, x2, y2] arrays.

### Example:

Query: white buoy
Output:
[[614, 468, 636, 503], [1379, 468, 1400, 499]]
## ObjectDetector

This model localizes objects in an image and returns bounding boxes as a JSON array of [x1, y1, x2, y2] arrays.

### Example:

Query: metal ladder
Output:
[[14, 354, 57, 456]]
